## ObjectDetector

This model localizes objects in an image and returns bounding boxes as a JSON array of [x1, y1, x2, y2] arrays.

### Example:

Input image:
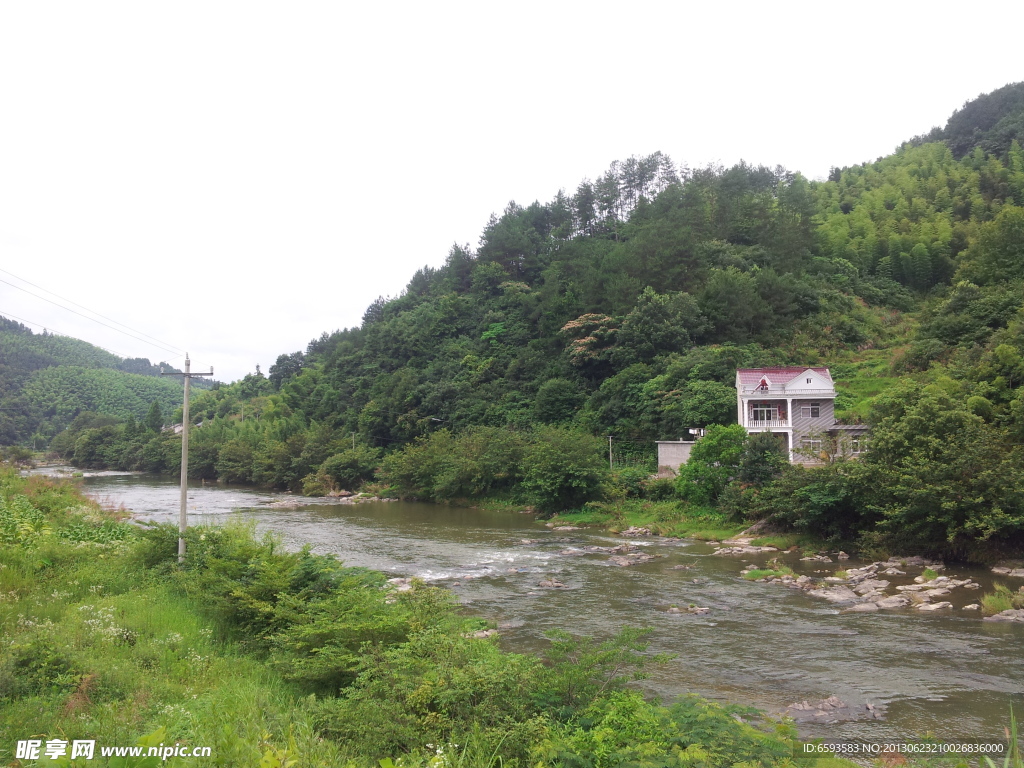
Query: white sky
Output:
[[1, 1, 1021, 382]]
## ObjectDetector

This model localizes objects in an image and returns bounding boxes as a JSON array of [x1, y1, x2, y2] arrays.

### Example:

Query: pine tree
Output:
[[145, 401, 163, 432]]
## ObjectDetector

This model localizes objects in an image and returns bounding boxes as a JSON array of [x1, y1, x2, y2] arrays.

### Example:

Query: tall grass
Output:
[[981, 584, 1024, 615]]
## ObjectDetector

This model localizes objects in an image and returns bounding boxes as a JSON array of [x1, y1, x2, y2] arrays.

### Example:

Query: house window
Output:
[[801, 402, 820, 418], [851, 438, 861, 454], [804, 438, 823, 454], [806, 378, 812, 384], [751, 404, 779, 422]]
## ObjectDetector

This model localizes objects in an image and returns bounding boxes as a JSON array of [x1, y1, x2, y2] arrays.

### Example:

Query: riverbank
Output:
[[1, 468, 864, 767]]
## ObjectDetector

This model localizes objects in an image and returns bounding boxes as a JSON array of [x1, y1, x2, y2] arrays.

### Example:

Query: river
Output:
[[72, 471, 1023, 745]]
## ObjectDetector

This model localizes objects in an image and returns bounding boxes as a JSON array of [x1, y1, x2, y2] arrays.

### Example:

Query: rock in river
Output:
[[608, 553, 656, 567], [984, 609, 1024, 623], [917, 601, 953, 611], [876, 595, 911, 609], [807, 586, 861, 603], [537, 579, 567, 589]]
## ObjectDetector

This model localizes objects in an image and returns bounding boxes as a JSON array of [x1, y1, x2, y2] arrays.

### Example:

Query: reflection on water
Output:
[[80, 472, 1024, 744]]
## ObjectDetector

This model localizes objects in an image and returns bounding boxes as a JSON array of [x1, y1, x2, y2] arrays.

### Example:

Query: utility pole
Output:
[[162, 355, 213, 563]]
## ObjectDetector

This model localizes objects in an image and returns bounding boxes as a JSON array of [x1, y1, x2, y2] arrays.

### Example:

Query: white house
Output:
[[736, 367, 867, 464]]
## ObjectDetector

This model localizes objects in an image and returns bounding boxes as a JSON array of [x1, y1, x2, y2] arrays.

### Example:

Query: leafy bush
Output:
[[674, 424, 746, 504], [738, 430, 788, 485], [320, 445, 382, 490], [642, 476, 677, 500], [541, 691, 794, 768], [607, 466, 650, 499], [521, 426, 608, 512]]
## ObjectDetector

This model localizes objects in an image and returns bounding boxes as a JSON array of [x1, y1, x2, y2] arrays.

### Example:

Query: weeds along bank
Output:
[[0, 469, 850, 768]]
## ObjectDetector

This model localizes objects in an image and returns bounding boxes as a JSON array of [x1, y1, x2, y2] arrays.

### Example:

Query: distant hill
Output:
[[913, 82, 1024, 159], [0, 317, 202, 443]]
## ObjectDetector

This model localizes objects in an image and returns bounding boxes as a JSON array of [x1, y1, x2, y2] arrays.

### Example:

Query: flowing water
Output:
[[66, 471, 1023, 745]]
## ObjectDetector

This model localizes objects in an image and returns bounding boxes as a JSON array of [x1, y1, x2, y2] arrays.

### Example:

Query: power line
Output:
[[0, 266, 186, 354], [0, 308, 133, 359], [0, 275, 184, 356], [0, 308, 186, 366]]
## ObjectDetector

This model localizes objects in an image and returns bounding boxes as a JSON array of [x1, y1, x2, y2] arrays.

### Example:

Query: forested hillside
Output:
[[0, 317, 189, 443], [30, 84, 1024, 558]]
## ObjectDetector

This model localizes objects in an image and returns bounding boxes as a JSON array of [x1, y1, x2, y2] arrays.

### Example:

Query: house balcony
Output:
[[746, 418, 790, 429], [739, 387, 836, 397]]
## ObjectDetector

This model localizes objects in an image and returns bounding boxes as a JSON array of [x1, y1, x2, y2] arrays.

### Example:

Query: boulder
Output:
[[715, 545, 778, 555], [963, 603, 981, 610], [607, 553, 655, 567], [917, 601, 953, 611], [876, 595, 911, 609], [887, 556, 939, 568], [784, 696, 850, 721], [853, 579, 890, 594], [387, 577, 414, 592], [983, 609, 1024, 623], [619, 526, 652, 537], [807, 586, 861, 603], [537, 579, 567, 588]]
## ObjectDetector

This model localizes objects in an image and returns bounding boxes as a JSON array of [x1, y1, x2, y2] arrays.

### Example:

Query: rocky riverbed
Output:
[[706, 536, 1024, 622]]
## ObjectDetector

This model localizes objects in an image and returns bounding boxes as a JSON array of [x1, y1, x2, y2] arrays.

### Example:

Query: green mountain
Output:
[[0, 317, 191, 443], [923, 81, 1024, 159]]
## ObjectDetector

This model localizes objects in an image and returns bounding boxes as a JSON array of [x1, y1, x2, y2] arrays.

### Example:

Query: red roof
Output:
[[736, 367, 832, 385]]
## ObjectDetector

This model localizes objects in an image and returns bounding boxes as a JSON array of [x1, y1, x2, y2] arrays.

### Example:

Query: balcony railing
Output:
[[746, 418, 789, 429], [739, 387, 836, 396]]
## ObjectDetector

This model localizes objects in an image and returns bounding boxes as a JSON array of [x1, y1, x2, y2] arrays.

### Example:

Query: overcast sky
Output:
[[1, 1, 1021, 382]]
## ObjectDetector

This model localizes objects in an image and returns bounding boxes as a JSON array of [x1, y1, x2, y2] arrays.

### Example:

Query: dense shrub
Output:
[[674, 424, 746, 504], [521, 426, 609, 512]]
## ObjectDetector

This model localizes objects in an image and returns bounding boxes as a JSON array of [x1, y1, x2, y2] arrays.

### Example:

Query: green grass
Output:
[[550, 500, 746, 541], [981, 584, 1024, 615], [0, 479, 348, 766], [830, 352, 906, 422], [922, 567, 939, 581], [742, 565, 795, 581]]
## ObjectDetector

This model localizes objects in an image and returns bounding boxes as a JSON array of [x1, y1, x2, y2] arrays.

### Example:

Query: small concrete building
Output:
[[656, 439, 697, 477]]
